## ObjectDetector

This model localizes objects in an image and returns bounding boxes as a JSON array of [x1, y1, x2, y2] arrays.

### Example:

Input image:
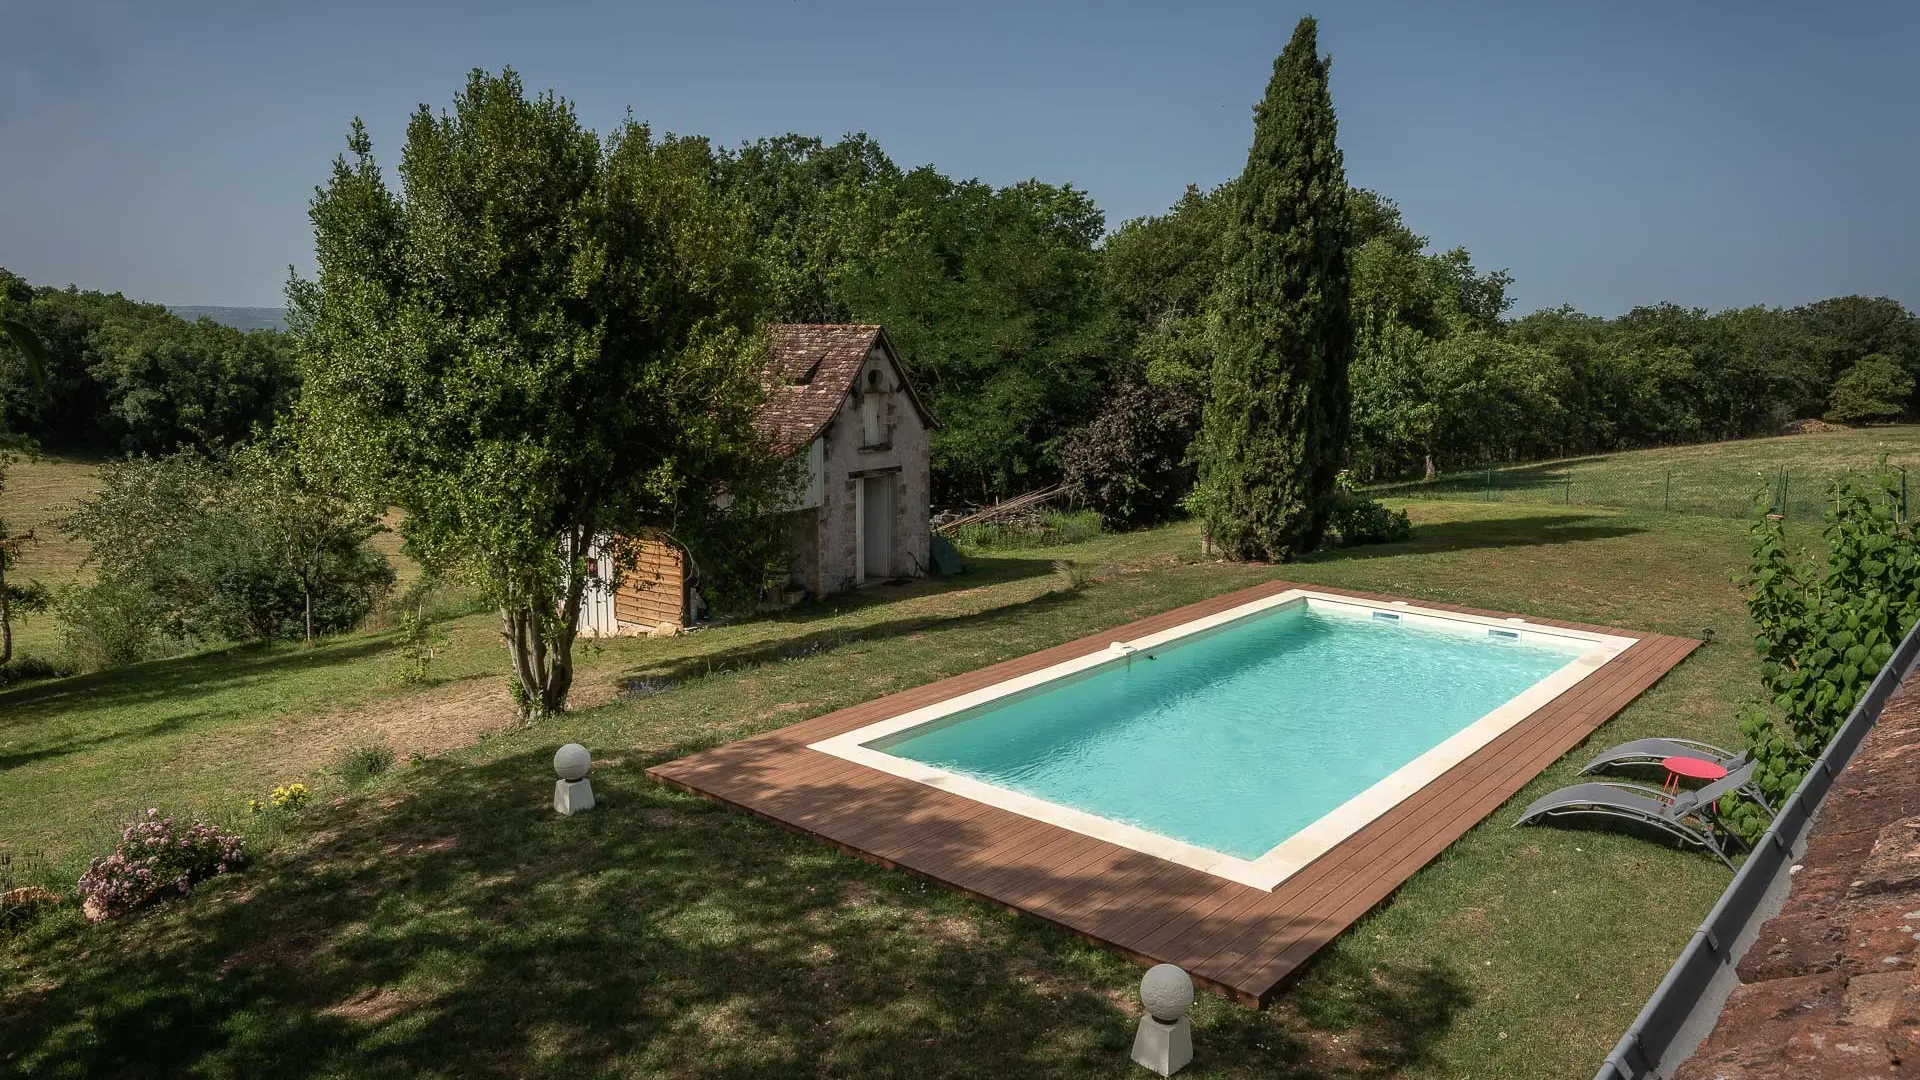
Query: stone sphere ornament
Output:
[[554, 743, 592, 781], [1132, 963, 1194, 1076], [552, 744, 596, 816], [1139, 963, 1195, 1022]]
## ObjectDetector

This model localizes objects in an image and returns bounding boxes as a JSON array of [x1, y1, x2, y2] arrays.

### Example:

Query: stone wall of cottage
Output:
[[808, 345, 931, 596]]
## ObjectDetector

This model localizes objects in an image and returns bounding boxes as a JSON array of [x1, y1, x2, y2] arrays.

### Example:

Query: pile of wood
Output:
[[933, 485, 1064, 536]]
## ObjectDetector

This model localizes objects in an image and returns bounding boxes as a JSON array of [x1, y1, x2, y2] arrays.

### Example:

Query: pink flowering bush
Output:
[[75, 809, 247, 922]]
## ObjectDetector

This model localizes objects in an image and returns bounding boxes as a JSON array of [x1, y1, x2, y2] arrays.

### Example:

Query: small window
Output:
[[860, 392, 884, 447]]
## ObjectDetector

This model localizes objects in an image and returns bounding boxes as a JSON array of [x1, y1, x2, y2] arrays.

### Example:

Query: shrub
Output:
[[1824, 354, 1912, 425], [1060, 382, 1201, 528], [336, 740, 396, 786], [55, 450, 395, 663], [388, 575, 451, 686], [1052, 559, 1097, 591], [1323, 492, 1413, 548], [56, 578, 170, 670], [954, 508, 1103, 552], [74, 809, 246, 921], [0, 654, 72, 689], [1724, 471, 1920, 843]]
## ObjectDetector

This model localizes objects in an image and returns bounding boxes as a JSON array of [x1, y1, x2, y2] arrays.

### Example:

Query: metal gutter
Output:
[[1594, 614, 1920, 1079]]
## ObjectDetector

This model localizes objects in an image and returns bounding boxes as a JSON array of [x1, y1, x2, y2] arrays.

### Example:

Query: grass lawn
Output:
[[1, 499, 1775, 1078], [1374, 424, 1920, 520], [3, 454, 102, 659]]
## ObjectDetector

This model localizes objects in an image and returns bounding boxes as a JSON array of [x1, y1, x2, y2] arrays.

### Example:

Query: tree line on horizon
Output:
[[1, 143, 1915, 509]]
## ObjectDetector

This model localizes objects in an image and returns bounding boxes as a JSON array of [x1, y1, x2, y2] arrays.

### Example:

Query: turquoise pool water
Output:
[[872, 604, 1583, 860]]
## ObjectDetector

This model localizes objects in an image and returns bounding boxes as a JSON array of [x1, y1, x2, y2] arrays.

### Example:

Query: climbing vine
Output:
[[1722, 472, 1920, 843]]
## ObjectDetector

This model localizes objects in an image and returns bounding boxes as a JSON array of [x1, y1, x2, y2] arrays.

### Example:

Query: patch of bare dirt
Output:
[[323, 985, 415, 1024]]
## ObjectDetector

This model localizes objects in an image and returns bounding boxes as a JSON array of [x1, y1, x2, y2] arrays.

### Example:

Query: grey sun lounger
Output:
[[1513, 761, 1760, 869], [1578, 737, 1770, 811]]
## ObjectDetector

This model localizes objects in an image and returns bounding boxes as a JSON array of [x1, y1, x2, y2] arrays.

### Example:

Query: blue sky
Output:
[[2, 0, 1915, 315]]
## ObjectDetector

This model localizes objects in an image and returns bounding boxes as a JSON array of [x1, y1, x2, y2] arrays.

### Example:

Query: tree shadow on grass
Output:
[[1307, 513, 1645, 564], [0, 710, 212, 774], [620, 572, 1085, 688], [0, 638, 396, 722], [0, 733, 1492, 1078], [0, 750, 1305, 1078]]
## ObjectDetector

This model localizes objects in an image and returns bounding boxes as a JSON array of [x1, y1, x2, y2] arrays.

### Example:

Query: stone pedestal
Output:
[[1131, 1014, 1192, 1076], [554, 777, 594, 816]]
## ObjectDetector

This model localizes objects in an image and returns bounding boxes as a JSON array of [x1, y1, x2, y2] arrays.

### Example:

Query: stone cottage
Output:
[[577, 324, 934, 635]]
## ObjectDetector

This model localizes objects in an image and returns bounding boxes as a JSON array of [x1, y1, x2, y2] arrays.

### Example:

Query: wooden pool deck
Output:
[[646, 579, 1699, 1006]]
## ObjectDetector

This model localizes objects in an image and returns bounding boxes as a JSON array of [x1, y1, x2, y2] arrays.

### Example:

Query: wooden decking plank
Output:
[[644, 578, 1697, 1006]]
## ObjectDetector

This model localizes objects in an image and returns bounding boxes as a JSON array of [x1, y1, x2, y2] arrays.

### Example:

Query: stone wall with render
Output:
[[802, 344, 931, 597], [1675, 674, 1920, 1079]]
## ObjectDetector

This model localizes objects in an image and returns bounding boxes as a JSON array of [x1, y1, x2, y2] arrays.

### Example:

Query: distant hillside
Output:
[[167, 305, 287, 332]]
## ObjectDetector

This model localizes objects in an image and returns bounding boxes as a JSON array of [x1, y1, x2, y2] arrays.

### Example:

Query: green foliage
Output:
[[55, 450, 393, 664], [1825, 354, 1913, 424], [712, 137, 1122, 503], [389, 576, 450, 686], [1195, 16, 1353, 560], [1059, 382, 1200, 527], [55, 577, 170, 669], [1730, 473, 1920, 841], [1323, 490, 1413, 548], [291, 70, 793, 718], [335, 740, 397, 787], [0, 268, 296, 455], [951, 508, 1102, 552], [0, 653, 70, 689]]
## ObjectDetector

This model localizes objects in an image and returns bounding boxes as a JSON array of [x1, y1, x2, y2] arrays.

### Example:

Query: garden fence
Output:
[[1371, 463, 1912, 523]]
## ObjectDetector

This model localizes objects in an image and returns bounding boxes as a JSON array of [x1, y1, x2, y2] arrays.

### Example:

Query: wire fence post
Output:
[[1663, 470, 1671, 513], [1902, 468, 1909, 523], [1485, 467, 1494, 501], [1564, 476, 1572, 505], [1781, 470, 1791, 519]]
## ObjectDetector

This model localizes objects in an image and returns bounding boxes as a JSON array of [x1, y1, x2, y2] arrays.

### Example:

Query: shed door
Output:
[[861, 474, 893, 582]]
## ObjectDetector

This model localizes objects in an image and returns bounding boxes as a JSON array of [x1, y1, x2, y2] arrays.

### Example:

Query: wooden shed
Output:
[[576, 324, 934, 637]]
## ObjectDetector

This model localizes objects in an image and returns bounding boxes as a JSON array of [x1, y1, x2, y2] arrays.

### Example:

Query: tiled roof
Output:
[[1675, 671, 1920, 1079], [755, 324, 931, 453]]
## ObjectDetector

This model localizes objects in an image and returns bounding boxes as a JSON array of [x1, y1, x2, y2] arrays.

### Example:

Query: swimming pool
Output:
[[811, 590, 1635, 890]]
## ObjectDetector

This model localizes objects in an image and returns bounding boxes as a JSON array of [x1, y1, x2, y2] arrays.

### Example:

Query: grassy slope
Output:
[[3, 456, 100, 658], [1380, 425, 1920, 519], [1, 501, 1769, 1079]]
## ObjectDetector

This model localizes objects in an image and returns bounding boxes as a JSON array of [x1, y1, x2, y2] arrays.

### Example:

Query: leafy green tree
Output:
[[229, 433, 386, 645], [290, 69, 790, 718], [0, 270, 295, 455], [55, 449, 393, 656], [714, 133, 899, 324], [1826, 354, 1913, 424], [1059, 382, 1201, 527], [1194, 16, 1353, 559]]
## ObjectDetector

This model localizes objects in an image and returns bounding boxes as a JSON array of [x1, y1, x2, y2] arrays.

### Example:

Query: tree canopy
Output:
[[1194, 16, 1353, 560], [290, 69, 791, 717]]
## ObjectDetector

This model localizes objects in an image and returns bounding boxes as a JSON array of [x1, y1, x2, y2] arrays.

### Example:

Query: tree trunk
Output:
[[0, 556, 11, 666], [498, 526, 593, 720], [303, 583, 314, 647]]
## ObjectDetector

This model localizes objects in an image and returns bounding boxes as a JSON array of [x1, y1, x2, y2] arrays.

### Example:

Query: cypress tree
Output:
[[1197, 16, 1353, 560]]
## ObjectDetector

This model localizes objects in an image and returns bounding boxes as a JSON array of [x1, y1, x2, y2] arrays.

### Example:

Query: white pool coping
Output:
[[808, 590, 1638, 892]]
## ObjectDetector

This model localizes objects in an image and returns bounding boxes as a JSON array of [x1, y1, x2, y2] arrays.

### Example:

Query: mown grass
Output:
[[1375, 424, 1920, 520], [2, 455, 101, 659], [0, 500, 1776, 1078]]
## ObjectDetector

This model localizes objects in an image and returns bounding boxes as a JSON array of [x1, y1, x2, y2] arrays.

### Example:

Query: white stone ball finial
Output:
[[1140, 964, 1194, 1023], [554, 743, 592, 782]]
